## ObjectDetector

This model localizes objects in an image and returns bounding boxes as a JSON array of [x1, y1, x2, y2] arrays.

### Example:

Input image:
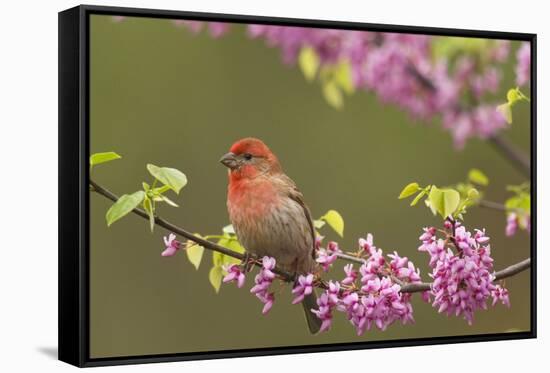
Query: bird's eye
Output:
[[243, 153, 253, 161]]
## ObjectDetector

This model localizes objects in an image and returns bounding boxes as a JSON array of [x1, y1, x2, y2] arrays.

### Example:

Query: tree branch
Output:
[[400, 258, 531, 293], [90, 179, 296, 280], [405, 63, 531, 178], [478, 199, 507, 212], [90, 179, 531, 294], [489, 134, 530, 177]]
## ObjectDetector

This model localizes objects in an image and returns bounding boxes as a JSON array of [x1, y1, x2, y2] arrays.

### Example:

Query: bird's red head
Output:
[[220, 138, 282, 180]]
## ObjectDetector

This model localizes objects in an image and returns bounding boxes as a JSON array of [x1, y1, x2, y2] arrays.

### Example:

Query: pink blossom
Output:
[[223, 264, 246, 288], [175, 20, 203, 33], [250, 256, 277, 314], [419, 226, 436, 242], [474, 229, 490, 244], [516, 42, 531, 86], [506, 213, 518, 237], [316, 241, 341, 271], [358, 233, 375, 253], [258, 291, 275, 314], [342, 264, 358, 285], [208, 22, 231, 38], [326, 281, 340, 305], [491, 285, 510, 307], [161, 233, 181, 257], [311, 292, 334, 332], [292, 274, 314, 304]]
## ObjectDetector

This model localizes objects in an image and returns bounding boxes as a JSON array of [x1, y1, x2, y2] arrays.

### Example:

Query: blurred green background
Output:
[[89, 15, 531, 358]]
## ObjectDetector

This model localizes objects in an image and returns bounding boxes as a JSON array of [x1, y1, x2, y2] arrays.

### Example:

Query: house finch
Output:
[[220, 137, 322, 334]]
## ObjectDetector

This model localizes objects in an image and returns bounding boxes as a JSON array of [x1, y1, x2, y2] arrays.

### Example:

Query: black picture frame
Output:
[[58, 4, 537, 367]]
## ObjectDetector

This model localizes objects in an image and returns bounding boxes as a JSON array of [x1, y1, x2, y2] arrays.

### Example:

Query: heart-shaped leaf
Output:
[[106, 191, 145, 226], [147, 164, 187, 194], [428, 186, 460, 218], [321, 210, 344, 237]]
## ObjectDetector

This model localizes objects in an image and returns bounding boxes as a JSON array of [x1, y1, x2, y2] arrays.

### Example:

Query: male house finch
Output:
[[220, 138, 322, 334]]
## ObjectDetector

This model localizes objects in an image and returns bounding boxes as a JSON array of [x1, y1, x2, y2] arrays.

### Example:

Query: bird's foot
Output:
[[240, 252, 255, 273], [291, 271, 299, 285]]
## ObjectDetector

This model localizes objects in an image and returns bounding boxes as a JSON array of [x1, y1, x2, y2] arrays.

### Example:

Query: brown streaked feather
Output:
[[278, 174, 316, 260]]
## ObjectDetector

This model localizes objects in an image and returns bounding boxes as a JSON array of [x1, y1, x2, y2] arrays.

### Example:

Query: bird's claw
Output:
[[240, 252, 255, 273]]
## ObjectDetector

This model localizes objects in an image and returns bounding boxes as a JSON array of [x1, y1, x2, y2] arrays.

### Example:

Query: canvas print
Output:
[[88, 14, 532, 358]]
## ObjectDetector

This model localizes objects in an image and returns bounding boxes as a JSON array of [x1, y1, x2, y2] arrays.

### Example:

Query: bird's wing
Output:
[[278, 174, 316, 259]]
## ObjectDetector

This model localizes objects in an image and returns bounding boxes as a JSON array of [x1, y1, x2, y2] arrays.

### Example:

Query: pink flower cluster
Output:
[[339, 277, 413, 335], [115, 18, 527, 147], [505, 212, 531, 237], [418, 223, 510, 324], [309, 234, 421, 335], [244, 26, 512, 148], [250, 256, 277, 314], [316, 240, 341, 271], [311, 281, 340, 332]]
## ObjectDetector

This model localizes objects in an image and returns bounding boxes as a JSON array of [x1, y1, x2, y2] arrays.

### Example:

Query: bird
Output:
[[220, 137, 322, 334]]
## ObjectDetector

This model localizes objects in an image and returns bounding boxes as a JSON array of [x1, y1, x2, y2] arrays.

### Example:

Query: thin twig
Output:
[[90, 179, 531, 294], [489, 134, 530, 177], [335, 252, 366, 265], [478, 199, 507, 212]]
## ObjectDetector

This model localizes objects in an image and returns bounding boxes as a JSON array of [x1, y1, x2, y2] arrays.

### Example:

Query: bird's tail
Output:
[[301, 291, 322, 334]]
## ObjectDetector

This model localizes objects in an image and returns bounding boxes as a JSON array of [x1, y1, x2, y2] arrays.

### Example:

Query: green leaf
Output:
[[222, 224, 235, 235], [468, 169, 489, 186], [105, 191, 145, 226], [334, 61, 355, 94], [217, 238, 245, 259], [322, 81, 343, 110], [507, 88, 521, 105], [410, 188, 428, 206], [153, 185, 171, 194], [186, 235, 205, 270], [146, 164, 187, 194], [90, 152, 121, 169], [313, 219, 326, 230], [142, 196, 155, 232], [208, 266, 223, 293], [298, 47, 320, 82], [428, 186, 460, 218], [425, 197, 437, 216], [212, 250, 224, 267], [497, 103, 513, 124], [467, 187, 480, 199], [505, 193, 530, 212], [399, 182, 420, 199], [159, 194, 179, 207], [215, 233, 244, 268], [321, 210, 344, 237]]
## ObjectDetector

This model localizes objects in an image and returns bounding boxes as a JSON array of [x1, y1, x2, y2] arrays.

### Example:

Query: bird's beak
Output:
[[219, 152, 238, 169]]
